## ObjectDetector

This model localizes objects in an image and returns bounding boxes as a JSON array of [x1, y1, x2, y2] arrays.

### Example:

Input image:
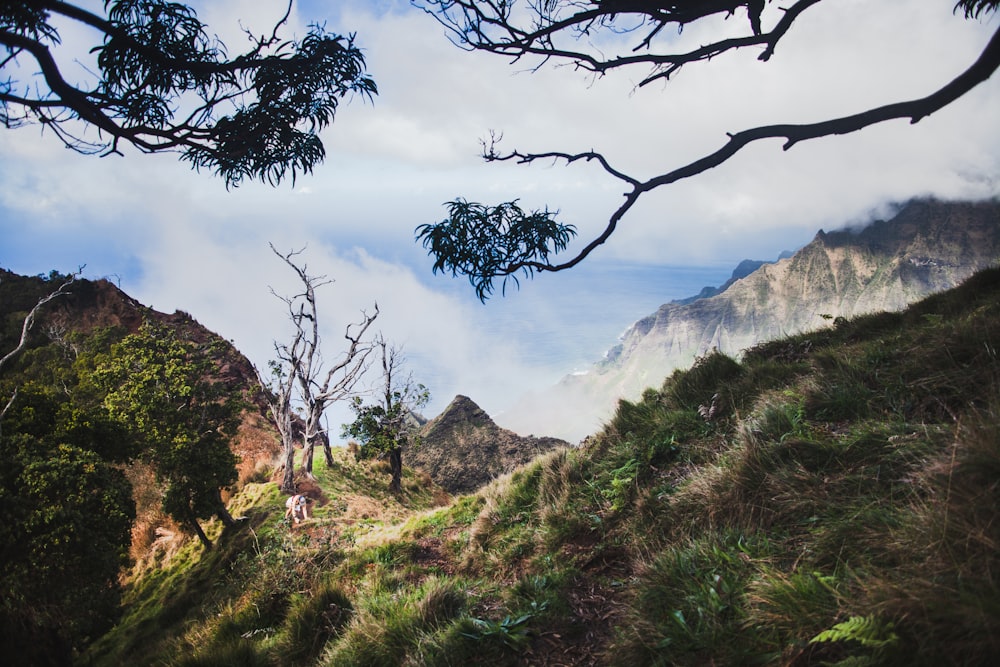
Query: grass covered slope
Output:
[[85, 268, 1000, 666]]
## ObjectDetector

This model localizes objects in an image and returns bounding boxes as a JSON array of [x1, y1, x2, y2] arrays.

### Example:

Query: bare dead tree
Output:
[[256, 355, 299, 493], [0, 269, 80, 437], [414, 0, 1000, 300], [266, 243, 378, 493]]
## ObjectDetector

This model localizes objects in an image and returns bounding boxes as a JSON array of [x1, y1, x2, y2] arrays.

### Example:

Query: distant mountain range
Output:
[[501, 198, 1000, 442]]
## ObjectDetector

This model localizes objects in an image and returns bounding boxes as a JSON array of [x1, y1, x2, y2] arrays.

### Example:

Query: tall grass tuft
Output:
[[272, 580, 353, 665], [167, 639, 271, 667], [317, 577, 470, 667], [869, 401, 1000, 664], [744, 567, 847, 663], [610, 531, 768, 666]]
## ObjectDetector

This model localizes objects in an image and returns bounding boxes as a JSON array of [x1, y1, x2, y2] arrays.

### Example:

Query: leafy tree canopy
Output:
[[342, 339, 429, 493], [0, 434, 134, 663], [95, 321, 241, 539], [416, 198, 576, 301], [0, 0, 377, 186], [414, 0, 1000, 299]]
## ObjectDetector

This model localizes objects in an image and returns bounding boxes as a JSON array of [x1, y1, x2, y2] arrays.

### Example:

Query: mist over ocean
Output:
[[481, 261, 740, 371], [416, 260, 746, 408]]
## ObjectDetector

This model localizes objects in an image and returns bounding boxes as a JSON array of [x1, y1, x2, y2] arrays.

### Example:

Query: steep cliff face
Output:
[[605, 199, 1000, 397], [408, 395, 568, 494], [504, 199, 1000, 441]]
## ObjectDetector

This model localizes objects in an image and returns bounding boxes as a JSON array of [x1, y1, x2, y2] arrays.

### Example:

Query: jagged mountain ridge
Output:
[[409, 394, 569, 494], [673, 254, 794, 305], [503, 198, 1000, 441]]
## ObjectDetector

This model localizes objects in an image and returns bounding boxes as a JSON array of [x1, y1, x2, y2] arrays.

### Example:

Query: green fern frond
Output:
[[811, 614, 899, 649]]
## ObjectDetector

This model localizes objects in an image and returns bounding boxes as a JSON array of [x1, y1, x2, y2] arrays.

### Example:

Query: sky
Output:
[[2, 0, 999, 441]]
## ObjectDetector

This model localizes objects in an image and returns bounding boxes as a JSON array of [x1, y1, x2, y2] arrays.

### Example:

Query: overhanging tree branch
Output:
[[415, 2, 1000, 300], [1, 1, 377, 186], [415, 0, 822, 84], [504, 22, 1000, 274]]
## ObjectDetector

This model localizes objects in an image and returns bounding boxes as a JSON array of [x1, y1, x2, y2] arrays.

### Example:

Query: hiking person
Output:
[[285, 494, 309, 524]]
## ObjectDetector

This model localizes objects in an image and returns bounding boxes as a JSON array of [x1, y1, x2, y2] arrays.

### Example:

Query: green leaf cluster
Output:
[[0, 323, 137, 662], [95, 321, 241, 529], [342, 385, 430, 461], [416, 199, 576, 301], [1, 1, 377, 186]]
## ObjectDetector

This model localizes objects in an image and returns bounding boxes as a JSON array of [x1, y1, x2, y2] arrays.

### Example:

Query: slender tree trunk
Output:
[[216, 493, 236, 527], [303, 438, 316, 477], [281, 442, 296, 494], [322, 432, 335, 467], [388, 447, 402, 494], [189, 513, 212, 549]]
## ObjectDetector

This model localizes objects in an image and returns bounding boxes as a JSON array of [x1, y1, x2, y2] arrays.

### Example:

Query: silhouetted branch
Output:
[[1, 1, 376, 186], [415, 0, 822, 85], [481, 22, 1000, 277]]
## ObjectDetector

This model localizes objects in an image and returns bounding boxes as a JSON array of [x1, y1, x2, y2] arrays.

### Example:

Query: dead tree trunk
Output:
[[267, 244, 378, 490], [388, 446, 403, 494]]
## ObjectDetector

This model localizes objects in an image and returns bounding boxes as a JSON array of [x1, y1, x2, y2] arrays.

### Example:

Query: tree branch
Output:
[[0, 269, 81, 437], [2, 2, 377, 186], [495, 22, 1000, 276], [416, 0, 823, 82], [0, 270, 80, 374]]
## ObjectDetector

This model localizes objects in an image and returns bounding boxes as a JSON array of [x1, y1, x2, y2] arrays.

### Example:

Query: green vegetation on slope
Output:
[[84, 268, 1000, 666]]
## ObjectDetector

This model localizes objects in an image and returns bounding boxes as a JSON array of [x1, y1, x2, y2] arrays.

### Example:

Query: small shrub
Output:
[[425, 617, 521, 666]]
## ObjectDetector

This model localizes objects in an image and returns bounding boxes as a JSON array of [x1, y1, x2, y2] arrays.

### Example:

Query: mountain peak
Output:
[[410, 395, 568, 494]]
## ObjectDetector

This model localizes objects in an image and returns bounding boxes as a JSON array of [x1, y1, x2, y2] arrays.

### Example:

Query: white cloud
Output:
[[2, 0, 999, 438]]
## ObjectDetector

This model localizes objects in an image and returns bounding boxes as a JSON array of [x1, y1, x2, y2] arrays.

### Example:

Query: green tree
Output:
[[96, 321, 241, 548], [0, 432, 134, 665], [0, 275, 137, 663], [0, 1, 376, 186], [342, 337, 429, 494], [414, 0, 1000, 299]]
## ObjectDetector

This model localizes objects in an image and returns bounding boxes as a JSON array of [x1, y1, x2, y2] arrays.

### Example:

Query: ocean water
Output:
[[458, 260, 740, 372]]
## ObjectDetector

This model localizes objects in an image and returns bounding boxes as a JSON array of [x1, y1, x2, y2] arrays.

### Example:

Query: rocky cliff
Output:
[[408, 394, 569, 494], [504, 198, 1000, 441]]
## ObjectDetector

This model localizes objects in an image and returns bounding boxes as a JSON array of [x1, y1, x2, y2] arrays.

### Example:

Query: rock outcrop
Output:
[[409, 395, 569, 494]]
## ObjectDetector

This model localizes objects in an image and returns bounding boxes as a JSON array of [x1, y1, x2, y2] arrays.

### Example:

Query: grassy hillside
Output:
[[83, 268, 1000, 666]]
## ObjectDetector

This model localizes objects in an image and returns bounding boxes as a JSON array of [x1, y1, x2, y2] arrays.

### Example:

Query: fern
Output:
[[810, 615, 899, 666]]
